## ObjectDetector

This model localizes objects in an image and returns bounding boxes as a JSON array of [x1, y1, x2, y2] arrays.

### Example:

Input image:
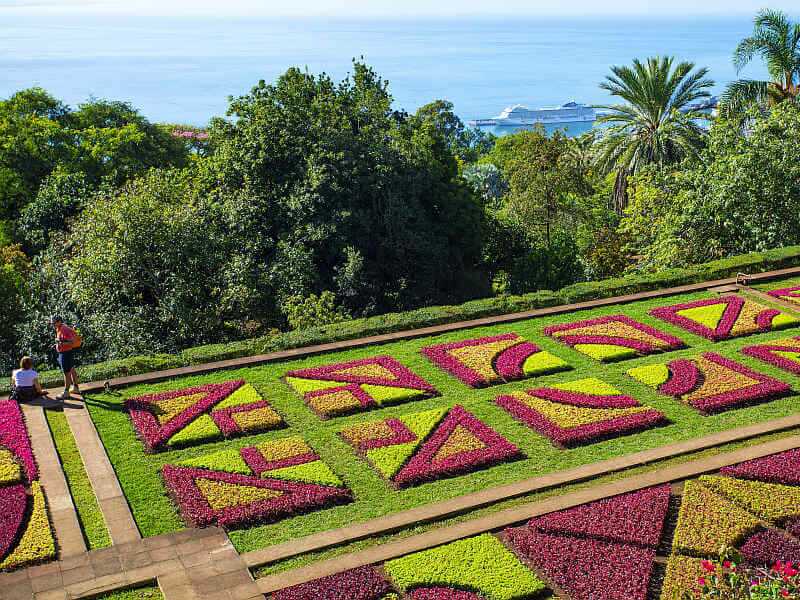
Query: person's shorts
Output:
[[57, 350, 76, 373]]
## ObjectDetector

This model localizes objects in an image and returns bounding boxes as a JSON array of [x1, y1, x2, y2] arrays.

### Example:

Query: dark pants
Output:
[[11, 386, 38, 402], [58, 350, 76, 373]]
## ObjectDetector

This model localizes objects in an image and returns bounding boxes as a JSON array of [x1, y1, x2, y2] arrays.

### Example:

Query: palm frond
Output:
[[719, 79, 770, 117]]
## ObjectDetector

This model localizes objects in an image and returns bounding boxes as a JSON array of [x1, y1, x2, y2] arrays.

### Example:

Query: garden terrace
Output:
[[3, 270, 800, 598]]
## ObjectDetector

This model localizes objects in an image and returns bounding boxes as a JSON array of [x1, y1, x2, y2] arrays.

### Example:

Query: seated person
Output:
[[10, 356, 45, 402]]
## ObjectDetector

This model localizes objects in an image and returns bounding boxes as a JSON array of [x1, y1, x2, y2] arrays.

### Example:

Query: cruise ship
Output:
[[470, 102, 596, 127]]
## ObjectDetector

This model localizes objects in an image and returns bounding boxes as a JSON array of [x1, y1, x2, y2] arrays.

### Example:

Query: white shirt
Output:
[[12, 368, 38, 388]]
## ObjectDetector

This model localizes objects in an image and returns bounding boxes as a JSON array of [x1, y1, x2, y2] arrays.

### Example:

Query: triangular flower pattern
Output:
[[767, 284, 800, 306], [505, 486, 671, 600], [285, 356, 438, 419], [126, 380, 284, 452], [649, 294, 800, 341], [496, 377, 668, 447], [627, 352, 790, 414], [421, 333, 571, 388], [742, 336, 800, 375], [162, 436, 351, 528], [339, 405, 521, 488], [543, 314, 685, 362]]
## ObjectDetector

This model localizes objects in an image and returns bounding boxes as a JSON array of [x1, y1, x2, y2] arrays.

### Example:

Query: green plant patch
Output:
[[83, 289, 800, 554], [44, 408, 111, 549], [93, 584, 164, 600], [384, 534, 547, 599]]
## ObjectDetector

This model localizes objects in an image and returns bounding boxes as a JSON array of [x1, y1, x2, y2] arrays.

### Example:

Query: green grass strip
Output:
[[92, 584, 163, 600], [44, 407, 112, 549]]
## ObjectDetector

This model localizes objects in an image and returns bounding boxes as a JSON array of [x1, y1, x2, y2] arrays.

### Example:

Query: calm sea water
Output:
[[0, 14, 774, 134]]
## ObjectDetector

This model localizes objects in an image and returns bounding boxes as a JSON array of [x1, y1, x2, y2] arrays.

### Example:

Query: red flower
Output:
[[701, 560, 716, 573]]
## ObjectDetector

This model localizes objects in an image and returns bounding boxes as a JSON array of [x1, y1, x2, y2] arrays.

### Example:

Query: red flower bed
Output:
[[0, 400, 38, 482], [391, 406, 522, 487], [271, 565, 392, 600], [720, 448, 800, 486], [0, 484, 27, 563], [742, 336, 800, 375], [543, 314, 684, 361], [421, 333, 570, 387], [649, 295, 797, 341], [740, 530, 800, 565]]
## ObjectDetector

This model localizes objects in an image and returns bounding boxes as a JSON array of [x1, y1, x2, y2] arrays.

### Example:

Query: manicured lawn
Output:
[[84, 290, 800, 553], [44, 407, 111, 549]]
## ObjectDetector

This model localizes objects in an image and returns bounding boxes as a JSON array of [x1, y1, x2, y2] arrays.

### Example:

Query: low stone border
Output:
[[62, 402, 140, 546], [255, 433, 800, 593]]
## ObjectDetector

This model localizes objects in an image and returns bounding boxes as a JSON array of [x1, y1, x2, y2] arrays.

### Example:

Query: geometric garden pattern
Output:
[[271, 447, 800, 600], [0, 401, 56, 571]]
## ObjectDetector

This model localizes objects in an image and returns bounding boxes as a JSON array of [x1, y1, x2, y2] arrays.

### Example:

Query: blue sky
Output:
[[2, 0, 797, 17]]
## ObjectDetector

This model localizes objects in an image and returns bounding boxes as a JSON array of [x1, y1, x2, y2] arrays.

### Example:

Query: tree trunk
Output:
[[612, 168, 630, 215]]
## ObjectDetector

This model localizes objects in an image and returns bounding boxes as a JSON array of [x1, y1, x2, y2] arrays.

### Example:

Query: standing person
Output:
[[10, 356, 46, 402], [51, 316, 81, 400]]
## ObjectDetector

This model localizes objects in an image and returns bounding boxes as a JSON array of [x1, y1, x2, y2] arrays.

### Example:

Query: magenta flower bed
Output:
[[421, 333, 568, 387], [543, 314, 684, 358], [126, 380, 244, 451], [287, 356, 436, 392], [649, 295, 789, 341], [720, 448, 800, 486], [162, 465, 352, 529], [495, 387, 667, 447], [656, 353, 790, 414], [392, 405, 522, 487], [739, 530, 800, 565], [527, 485, 671, 547], [742, 336, 800, 375], [271, 565, 392, 600], [0, 483, 27, 562], [505, 527, 656, 600], [0, 400, 38, 482], [768, 285, 800, 303]]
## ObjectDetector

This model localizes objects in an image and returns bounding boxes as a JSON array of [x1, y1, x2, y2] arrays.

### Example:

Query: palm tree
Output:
[[594, 56, 714, 213], [720, 9, 800, 118]]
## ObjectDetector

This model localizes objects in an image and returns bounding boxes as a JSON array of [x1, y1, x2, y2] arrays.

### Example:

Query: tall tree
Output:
[[594, 56, 714, 213], [721, 9, 800, 118]]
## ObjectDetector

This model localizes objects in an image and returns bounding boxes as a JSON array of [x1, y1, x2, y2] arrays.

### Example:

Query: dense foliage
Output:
[[3, 12, 800, 374]]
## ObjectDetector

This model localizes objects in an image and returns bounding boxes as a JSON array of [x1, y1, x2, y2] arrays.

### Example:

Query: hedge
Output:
[[7, 244, 800, 395]]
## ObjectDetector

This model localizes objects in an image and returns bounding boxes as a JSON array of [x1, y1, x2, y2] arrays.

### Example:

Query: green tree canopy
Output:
[[204, 62, 486, 318]]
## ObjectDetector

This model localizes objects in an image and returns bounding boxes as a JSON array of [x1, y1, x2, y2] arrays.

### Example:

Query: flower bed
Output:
[[126, 380, 284, 452], [0, 482, 56, 571], [543, 315, 685, 362], [421, 333, 570, 388], [285, 356, 439, 419], [767, 284, 800, 306], [699, 474, 800, 524], [505, 487, 670, 600], [162, 436, 351, 528], [339, 405, 522, 488], [627, 352, 790, 414], [0, 401, 38, 483], [271, 565, 394, 600], [672, 480, 762, 556], [741, 335, 800, 374], [739, 529, 800, 565], [383, 533, 547, 600], [720, 447, 800, 485], [649, 294, 800, 341], [496, 378, 667, 447]]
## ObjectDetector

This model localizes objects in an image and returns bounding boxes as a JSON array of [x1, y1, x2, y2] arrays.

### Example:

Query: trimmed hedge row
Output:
[[8, 244, 800, 394]]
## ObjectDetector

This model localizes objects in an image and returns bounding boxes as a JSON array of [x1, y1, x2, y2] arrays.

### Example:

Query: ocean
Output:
[[0, 14, 773, 135]]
